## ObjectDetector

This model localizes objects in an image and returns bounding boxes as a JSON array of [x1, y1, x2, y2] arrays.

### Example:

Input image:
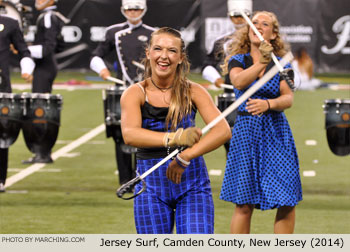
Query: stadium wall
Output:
[[18, 0, 349, 73]]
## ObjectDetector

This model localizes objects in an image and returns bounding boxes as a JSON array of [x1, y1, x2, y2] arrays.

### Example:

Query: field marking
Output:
[[13, 83, 112, 91], [5, 190, 28, 194], [303, 170, 316, 177], [60, 152, 81, 158], [209, 169, 222, 176], [4, 124, 105, 189], [305, 140, 317, 146], [9, 168, 62, 172]]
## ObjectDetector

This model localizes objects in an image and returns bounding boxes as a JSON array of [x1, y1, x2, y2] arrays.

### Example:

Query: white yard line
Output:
[[12, 83, 112, 91], [4, 124, 105, 188]]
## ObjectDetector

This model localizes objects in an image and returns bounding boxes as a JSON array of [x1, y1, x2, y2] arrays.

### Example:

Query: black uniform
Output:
[[92, 21, 155, 85], [203, 31, 235, 92], [91, 21, 155, 185], [202, 32, 236, 154], [29, 5, 68, 93], [0, 15, 32, 92], [0, 14, 33, 189]]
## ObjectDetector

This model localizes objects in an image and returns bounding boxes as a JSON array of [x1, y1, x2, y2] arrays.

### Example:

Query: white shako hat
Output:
[[227, 0, 252, 17], [121, 0, 147, 21]]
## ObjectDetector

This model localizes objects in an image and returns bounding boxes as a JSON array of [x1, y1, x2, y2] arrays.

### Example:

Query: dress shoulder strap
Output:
[[136, 82, 148, 102]]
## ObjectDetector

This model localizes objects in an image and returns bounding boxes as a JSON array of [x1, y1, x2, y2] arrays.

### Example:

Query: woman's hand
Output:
[[246, 98, 270, 115], [259, 41, 273, 64], [164, 127, 202, 147], [166, 159, 185, 184]]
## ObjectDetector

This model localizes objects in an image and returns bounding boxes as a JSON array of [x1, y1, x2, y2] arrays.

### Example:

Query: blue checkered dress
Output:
[[134, 102, 214, 234], [220, 53, 303, 210]]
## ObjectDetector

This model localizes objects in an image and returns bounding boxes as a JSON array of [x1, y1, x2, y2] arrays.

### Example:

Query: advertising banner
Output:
[[318, 0, 350, 73], [12, 0, 350, 73]]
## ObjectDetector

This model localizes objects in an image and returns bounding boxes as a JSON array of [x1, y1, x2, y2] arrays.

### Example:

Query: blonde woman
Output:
[[120, 27, 231, 234], [220, 11, 302, 234]]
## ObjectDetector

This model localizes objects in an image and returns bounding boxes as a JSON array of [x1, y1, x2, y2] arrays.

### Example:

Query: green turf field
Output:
[[0, 72, 349, 234]]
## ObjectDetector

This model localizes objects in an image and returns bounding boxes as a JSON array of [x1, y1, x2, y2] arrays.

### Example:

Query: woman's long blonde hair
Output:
[[143, 27, 192, 131], [221, 11, 289, 75]]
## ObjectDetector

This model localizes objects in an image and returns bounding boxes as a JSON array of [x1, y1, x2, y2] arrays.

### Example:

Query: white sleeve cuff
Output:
[[90, 56, 108, 74], [202, 65, 222, 84], [28, 45, 43, 59], [20, 57, 35, 75]]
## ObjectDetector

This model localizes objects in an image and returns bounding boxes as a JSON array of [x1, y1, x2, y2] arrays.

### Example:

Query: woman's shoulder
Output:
[[122, 80, 146, 101], [188, 80, 207, 93], [188, 80, 211, 104], [229, 53, 249, 63]]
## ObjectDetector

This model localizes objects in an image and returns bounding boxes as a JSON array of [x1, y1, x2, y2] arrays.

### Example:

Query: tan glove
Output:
[[259, 41, 273, 64], [163, 127, 201, 147]]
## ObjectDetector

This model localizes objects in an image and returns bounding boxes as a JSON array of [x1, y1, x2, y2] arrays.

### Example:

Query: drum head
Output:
[[218, 93, 236, 99], [106, 85, 126, 95], [29, 93, 63, 101]]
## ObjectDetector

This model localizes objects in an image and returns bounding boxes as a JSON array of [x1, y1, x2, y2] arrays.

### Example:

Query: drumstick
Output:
[[116, 51, 294, 199], [132, 60, 145, 70], [106, 76, 126, 86], [239, 10, 295, 91], [220, 84, 234, 90]]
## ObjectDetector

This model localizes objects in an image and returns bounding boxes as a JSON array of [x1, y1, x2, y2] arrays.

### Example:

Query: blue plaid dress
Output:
[[134, 102, 214, 234], [220, 53, 303, 210]]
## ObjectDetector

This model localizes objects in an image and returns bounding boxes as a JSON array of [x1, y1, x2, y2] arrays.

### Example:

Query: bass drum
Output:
[[0, 92, 26, 148], [0, 1, 23, 30], [102, 85, 137, 154], [216, 92, 237, 128], [103, 85, 126, 138], [323, 99, 350, 156], [21, 93, 63, 156]]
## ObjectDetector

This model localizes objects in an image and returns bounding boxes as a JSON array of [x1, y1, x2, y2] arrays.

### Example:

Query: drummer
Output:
[[201, 0, 252, 155], [90, 0, 155, 189], [22, 0, 68, 164], [0, 0, 35, 192]]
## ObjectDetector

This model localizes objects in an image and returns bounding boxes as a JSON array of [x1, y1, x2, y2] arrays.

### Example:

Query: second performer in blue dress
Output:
[[220, 11, 302, 234]]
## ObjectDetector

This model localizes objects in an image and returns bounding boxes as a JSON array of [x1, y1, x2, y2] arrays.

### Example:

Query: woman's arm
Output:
[[121, 83, 202, 148], [245, 78, 294, 115], [166, 82, 231, 184], [269, 79, 294, 111], [229, 62, 266, 90], [120, 84, 166, 148], [179, 82, 232, 162]]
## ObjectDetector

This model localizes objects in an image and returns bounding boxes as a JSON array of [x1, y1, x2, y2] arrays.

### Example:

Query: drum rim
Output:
[[27, 93, 63, 99], [218, 93, 236, 98], [324, 98, 350, 104], [106, 85, 126, 92], [0, 92, 26, 99]]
